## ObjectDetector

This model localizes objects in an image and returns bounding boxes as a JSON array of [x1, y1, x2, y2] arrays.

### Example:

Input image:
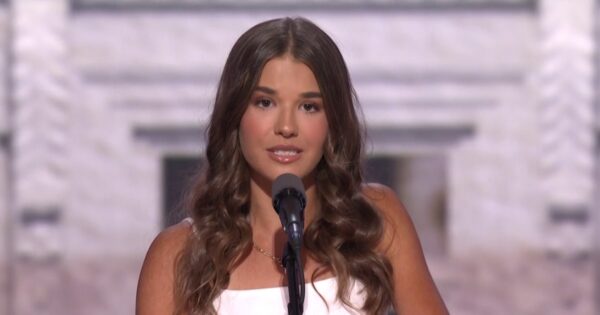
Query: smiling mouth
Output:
[[267, 147, 302, 163], [272, 149, 300, 156]]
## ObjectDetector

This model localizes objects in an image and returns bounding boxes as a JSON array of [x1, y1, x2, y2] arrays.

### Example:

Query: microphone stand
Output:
[[283, 242, 304, 315]]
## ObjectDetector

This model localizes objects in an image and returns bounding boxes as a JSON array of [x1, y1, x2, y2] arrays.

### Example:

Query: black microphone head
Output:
[[272, 173, 306, 251], [271, 173, 306, 201]]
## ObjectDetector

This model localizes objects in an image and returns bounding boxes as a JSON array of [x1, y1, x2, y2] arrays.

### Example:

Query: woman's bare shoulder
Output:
[[361, 182, 395, 201], [136, 219, 193, 315], [145, 219, 193, 264], [361, 182, 409, 224]]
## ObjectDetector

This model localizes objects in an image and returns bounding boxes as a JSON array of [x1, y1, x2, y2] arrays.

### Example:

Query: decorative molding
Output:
[[10, 0, 70, 314], [70, 0, 537, 13], [368, 126, 474, 152], [538, 0, 595, 255], [548, 205, 589, 224], [538, 0, 595, 208], [134, 126, 203, 144], [20, 207, 61, 226], [0, 132, 9, 148], [81, 69, 524, 86], [12, 0, 71, 214], [82, 70, 218, 85]]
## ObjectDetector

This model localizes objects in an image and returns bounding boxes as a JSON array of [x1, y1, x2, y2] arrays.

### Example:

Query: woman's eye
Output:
[[254, 98, 273, 108], [301, 103, 320, 112]]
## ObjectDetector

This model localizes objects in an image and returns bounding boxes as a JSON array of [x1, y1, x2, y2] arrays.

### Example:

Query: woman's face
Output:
[[239, 54, 329, 185]]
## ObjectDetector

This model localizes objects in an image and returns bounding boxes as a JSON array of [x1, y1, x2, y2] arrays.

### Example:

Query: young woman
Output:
[[136, 17, 448, 315]]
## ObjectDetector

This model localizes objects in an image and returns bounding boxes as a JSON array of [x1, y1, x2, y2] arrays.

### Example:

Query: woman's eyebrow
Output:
[[300, 91, 322, 98], [255, 86, 276, 95], [254, 86, 321, 98]]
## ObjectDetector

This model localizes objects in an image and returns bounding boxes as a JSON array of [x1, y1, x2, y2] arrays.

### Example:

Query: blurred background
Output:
[[0, 0, 598, 314]]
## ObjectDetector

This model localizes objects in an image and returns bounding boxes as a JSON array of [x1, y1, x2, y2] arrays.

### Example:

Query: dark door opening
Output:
[[365, 155, 447, 257], [162, 156, 202, 228]]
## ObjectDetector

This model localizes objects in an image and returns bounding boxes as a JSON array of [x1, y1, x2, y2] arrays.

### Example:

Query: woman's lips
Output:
[[267, 146, 302, 164]]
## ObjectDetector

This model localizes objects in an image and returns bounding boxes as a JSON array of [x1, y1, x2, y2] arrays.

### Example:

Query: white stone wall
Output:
[[449, 88, 545, 256], [71, 10, 535, 132]]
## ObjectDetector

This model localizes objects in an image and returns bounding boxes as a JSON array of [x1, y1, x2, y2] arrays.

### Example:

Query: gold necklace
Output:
[[252, 243, 284, 268]]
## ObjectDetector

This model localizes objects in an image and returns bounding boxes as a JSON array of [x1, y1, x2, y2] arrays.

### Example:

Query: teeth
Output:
[[273, 150, 298, 156]]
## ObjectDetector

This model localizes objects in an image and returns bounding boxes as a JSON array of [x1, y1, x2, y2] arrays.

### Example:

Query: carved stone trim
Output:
[[538, 0, 595, 254], [81, 69, 525, 86], [71, 0, 537, 13], [10, 0, 70, 314]]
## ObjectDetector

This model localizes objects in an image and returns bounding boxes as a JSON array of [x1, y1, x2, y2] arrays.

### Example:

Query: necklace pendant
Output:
[[252, 243, 284, 268]]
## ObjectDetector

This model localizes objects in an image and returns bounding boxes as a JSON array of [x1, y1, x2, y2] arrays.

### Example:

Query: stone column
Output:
[[1, 3, 10, 315], [537, 0, 596, 255], [9, 0, 70, 314]]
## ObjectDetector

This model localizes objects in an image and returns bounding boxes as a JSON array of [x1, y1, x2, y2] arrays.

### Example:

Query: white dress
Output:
[[183, 218, 366, 314], [214, 277, 366, 315]]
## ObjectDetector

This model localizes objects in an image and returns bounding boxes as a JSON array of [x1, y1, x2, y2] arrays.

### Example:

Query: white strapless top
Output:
[[214, 277, 366, 315], [182, 218, 365, 314]]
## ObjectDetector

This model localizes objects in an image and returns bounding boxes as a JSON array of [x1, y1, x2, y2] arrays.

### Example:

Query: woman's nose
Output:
[[274, 106, 298, 138]]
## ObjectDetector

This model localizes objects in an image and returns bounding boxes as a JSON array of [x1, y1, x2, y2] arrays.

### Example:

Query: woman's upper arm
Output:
[[136, 221, 191, 315], [364, 184, 448, 315]]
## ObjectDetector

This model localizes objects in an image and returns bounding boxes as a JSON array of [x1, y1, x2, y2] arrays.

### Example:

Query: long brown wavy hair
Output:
[[174, 17, 394, 314]]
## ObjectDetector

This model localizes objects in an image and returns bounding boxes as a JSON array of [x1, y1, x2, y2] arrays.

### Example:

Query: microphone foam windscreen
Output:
[[271, 173, 306, 200]]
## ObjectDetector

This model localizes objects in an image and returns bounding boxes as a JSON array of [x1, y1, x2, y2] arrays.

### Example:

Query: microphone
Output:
[[272, 173, 306, 251]]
